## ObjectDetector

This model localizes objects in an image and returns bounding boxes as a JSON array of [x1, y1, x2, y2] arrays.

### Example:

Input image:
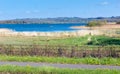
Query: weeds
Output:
[[0, 65, 119, 74], [0, 55, 120, 66]]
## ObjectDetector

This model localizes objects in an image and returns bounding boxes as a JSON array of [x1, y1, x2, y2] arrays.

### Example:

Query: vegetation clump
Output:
[[116, 22, 120, 24], [0, 55, 120, 66], [88, 36, 120, 46], [87, 21, 107, 27]]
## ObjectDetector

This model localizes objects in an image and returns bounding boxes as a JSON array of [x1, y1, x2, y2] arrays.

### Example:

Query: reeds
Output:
[[0, 45, 120, 58]]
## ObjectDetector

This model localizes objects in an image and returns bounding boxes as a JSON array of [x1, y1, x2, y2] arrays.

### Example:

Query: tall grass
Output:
[[0, 35, 89, 45], [0, 55, 120, 66], [0, 65, 119, 74], [0, 35, 120, 46], [90, 35, 120, 46]]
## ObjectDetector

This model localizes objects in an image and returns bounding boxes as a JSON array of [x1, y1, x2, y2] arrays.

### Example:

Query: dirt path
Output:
[[0, 61, 120, 69]]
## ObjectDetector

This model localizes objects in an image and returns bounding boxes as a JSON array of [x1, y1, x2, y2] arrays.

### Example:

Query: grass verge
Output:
[[0, 65, 119, 74], [0, 55, 120, 66]]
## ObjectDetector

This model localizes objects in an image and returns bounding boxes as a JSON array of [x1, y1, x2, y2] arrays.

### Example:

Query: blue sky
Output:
[[0, 0, 120, 20]]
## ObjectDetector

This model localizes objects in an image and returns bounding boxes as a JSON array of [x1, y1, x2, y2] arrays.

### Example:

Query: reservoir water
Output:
[[0, 23, 86, 32]]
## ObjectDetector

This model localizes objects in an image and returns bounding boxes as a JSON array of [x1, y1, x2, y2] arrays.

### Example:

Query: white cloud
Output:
[[101, 2, 109, 5]]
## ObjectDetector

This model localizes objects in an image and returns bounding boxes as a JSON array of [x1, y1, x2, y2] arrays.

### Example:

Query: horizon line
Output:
[[0, 16, 120, 21]]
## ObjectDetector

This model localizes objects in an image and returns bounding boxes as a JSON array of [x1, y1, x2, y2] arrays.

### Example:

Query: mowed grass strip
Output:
[[0, 65, 119, 74], [0, 55, 120, 66]]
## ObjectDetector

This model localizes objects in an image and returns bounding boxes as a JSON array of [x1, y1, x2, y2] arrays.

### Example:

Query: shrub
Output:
[[116, 22, 120, 24], [87, 21, 106, 27]]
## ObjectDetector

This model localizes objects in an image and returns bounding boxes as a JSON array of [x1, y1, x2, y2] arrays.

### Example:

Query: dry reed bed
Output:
[[0, 45, 120, 58], [0, 29, 119, 38], [0, 28, 102, 37]]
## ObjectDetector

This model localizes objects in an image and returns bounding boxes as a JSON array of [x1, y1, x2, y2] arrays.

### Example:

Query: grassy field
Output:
[[0, 35, 120, 74], [0, 65, 119, 74], [0, 35, 120, 58], [0, 55, 120, 66], [0, 36, 89, 45], [0, 35, 120, 46], [90, 35, 120, 45]]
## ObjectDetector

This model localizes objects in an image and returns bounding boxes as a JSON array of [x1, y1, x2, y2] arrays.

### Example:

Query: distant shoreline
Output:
[[71, 24, 120, 30], [0, 23, 119, 37], [0, 23, 84, 25], [0, 16, 120, 24]]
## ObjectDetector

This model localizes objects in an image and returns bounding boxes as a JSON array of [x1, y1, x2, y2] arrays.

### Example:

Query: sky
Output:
[[0, 0, 120, 20]]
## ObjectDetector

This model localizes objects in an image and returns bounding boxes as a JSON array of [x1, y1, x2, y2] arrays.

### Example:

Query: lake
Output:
[[0, 23, 86, 32]]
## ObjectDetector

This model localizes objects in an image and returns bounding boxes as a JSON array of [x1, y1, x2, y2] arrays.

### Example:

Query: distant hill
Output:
[[0, 16, 120, 24]]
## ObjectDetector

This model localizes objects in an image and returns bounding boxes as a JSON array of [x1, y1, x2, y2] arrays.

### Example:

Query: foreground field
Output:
[[0, 35, 120, 58], [0, 34, 120, 73], [0, 65, 119, 74], [0, 55, 120, 66]]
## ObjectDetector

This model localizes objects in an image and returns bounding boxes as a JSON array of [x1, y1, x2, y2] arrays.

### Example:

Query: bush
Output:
[[88, 36, 120, 46], [87, 21, 106, 27], [116, 22, 120, 24]]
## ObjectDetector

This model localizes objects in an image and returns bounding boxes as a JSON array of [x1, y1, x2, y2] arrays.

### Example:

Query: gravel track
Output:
[[0, 61, 120, 69]]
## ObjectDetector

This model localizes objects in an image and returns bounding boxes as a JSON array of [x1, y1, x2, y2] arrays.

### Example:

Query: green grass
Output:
[[0, 55, 120, 66], [0, 35, 120, 46], [0, 36, 89, 46], [88, 35, 120, 46], [38, 36, 89, 45], [0, 36, 49, 45], [0, 65, 119, 74]]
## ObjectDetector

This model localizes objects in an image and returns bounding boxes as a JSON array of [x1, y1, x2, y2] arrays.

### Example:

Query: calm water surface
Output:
[[0, 23, 86, 32]]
